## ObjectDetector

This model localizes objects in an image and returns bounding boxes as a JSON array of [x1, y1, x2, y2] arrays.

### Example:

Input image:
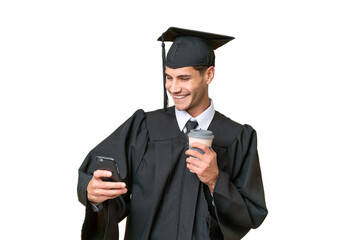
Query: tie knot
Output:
[[185, 120, 198, 134]]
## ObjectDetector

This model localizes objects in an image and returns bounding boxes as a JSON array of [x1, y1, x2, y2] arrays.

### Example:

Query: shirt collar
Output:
[[175, 99, 215, 132]]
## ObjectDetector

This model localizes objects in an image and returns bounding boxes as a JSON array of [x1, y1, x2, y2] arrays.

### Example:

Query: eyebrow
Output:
[[165, 73, 192, 78], [178, 75, 191, 78]]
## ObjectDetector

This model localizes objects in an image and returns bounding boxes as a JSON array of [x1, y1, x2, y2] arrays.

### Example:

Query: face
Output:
[[165, 66, 214, 117]]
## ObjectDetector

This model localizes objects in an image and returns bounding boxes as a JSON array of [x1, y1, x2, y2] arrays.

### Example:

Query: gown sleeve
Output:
[[77, 109, 148, 240], [213, 125, 268, 240]]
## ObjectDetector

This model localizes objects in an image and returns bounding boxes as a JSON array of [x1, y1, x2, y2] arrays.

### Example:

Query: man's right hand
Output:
[[87, 170, 127, 205]]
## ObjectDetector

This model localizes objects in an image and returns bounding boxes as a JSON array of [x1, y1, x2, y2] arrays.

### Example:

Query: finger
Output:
[[93, 170, 112, 179], [188, 156, 212, 174], [101, 181, 126, 190], [185, 149, 203, 160], [186, 159, 206, 172], [190, 142, 210, 154], [93, 188, 128, 198], [186, 162, 197, 173], [186, 157, 204, 169], [186, 157, 197, 165]]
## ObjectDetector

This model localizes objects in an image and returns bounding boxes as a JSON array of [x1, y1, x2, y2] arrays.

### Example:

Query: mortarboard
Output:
[[158, 27, 234, 110]]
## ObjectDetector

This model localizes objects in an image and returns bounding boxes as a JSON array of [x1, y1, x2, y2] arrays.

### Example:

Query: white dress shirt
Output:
[[175, 99, 215, 133]]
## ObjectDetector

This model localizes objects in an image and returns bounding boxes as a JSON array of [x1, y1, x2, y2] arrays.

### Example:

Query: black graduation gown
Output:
[[78, 107, 267, 240]]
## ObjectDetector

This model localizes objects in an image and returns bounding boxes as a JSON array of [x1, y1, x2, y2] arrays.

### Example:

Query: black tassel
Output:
[[161, 34, 168, 111]]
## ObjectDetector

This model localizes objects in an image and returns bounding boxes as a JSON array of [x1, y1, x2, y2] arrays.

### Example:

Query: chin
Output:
[[174, 103, 188, 112], [174, 105, 185, 111]]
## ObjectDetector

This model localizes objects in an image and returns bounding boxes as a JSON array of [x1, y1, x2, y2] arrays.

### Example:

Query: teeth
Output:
[[174, 95, 186, 99]]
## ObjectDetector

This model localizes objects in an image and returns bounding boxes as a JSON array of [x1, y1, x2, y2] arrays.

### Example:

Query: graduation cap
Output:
[[158, 27, 234, 110]]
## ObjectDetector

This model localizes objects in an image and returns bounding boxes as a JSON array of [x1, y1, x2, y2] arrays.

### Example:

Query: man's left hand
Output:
[[185, 142, 219, 193]]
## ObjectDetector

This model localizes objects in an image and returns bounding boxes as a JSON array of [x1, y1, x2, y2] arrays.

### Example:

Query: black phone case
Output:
[[96, 156, 122, 182]]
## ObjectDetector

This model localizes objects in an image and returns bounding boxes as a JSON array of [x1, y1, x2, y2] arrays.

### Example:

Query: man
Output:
[[78, 27, 268, 240]]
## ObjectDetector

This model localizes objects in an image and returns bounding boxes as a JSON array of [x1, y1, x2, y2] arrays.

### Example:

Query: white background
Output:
[[1, 0, 359, 239]]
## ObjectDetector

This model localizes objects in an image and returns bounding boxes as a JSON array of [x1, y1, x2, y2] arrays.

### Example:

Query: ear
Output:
[[205, 66, 215, 85]]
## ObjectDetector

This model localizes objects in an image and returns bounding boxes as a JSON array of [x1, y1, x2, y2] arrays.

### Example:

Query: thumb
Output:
[[93, 169, 112, 179]]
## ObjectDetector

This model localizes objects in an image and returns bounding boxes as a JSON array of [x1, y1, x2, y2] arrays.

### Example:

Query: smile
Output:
[[173, 95, 187, 99]]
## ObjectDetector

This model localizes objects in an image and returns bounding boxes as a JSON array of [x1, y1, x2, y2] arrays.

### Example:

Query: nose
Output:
[[168, 79, 181, 94]]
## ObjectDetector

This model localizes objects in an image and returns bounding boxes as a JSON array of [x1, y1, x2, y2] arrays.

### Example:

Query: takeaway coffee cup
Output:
[[187, 129, 215, 172]]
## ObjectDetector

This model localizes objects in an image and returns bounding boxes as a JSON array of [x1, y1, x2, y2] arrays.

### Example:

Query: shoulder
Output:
[[106, 109, 147, 137], [125, 107, 176, 130], [145, 107, 175, 122], [120, 109, 147, 128], [210, 111, 256, 148], [144, 107, 180, 140]]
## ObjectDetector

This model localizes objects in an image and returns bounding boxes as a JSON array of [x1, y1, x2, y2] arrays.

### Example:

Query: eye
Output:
[[180, 77, 190, 81], [166, 75, 173, 80]]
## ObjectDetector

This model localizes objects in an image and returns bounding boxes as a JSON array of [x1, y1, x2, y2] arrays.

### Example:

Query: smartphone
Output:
[[96, 156, 122, 182]]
